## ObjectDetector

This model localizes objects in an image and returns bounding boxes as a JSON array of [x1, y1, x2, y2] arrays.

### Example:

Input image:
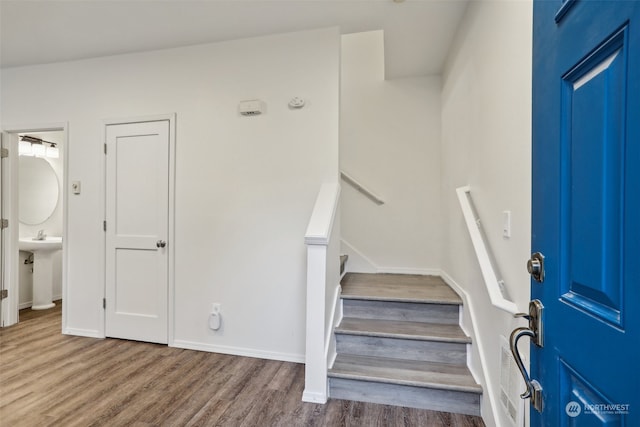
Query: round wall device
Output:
[[288, 97, 305, 108]]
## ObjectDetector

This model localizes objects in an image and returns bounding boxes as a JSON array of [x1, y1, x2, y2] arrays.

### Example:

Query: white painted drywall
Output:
[[18, 131, 64, 307], [340, 31, 442, 274], [441, 1, 533, 426], [1, 27, 340, 361]]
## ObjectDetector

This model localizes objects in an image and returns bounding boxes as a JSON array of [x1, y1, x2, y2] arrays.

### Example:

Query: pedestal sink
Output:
[[18, 237, 62, 310]]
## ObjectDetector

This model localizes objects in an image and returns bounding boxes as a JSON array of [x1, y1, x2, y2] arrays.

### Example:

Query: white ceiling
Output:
[[0, 0, 468, 78]]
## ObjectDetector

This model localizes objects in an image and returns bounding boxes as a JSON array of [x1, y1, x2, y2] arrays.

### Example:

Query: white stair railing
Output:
[[303, 182, 341, 404], [456, 186, 520, 315]]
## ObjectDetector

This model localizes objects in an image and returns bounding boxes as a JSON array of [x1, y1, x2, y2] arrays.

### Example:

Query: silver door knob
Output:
[[527, 258, 541, 274], [527, 252, 545, 283], [156, 240, 167, 248]]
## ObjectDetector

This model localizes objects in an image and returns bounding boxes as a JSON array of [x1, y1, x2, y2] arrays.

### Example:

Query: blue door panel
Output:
[[562, 27, 626, 327], [561, 359, 623, 427], [532, 1, 640, 425]]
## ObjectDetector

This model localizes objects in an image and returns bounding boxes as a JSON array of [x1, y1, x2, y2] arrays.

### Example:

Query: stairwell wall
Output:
[[340, 31, 442, 274], [440, 1, 533, 426]]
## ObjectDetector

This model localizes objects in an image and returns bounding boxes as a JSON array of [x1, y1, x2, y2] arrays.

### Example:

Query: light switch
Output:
[[71, 181, 81, 195], [502, 210, 511, 238]]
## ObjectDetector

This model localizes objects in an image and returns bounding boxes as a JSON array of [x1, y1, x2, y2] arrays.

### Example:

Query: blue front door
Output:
[[532, 0, 640, 425]]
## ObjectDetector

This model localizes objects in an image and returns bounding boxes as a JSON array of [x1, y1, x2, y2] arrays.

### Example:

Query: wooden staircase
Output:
[[328, 273, 482, 416]]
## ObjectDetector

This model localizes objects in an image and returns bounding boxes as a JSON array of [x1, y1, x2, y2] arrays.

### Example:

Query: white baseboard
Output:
[[376, 266, 442, 276], [19, 294, 62, 310], [302, 390, 328, 404], [341, 239, 440, 276], [439, 271, 472, 336], [340, 239, 377, 273], [171, 339, 304, 364], [440, 269, 502, 427], [63, 328, 103, 338]]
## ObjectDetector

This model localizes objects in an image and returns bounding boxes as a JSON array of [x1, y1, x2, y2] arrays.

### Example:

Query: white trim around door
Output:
[[102, 114, 176, 344]]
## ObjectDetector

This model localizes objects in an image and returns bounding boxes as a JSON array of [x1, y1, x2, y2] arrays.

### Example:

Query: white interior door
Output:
[[105, 120, 170, 344], [0, 133, 5, 325], [0, 132, 19, 328]]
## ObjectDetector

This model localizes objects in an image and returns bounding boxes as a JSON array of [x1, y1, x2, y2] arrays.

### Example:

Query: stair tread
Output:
[[336, 317, 471, 343], [341, 273, 462, 305], [329, 354, 482, 394]]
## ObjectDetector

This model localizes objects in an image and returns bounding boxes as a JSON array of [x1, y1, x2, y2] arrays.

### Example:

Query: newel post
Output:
[[302, 182, 340, 404]]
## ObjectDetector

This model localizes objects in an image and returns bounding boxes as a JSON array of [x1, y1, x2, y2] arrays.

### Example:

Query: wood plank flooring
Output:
[[0, 304, 485, 426]]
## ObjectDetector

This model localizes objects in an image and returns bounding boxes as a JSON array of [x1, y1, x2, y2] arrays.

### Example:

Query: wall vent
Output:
[[500, 335, 524, 425]]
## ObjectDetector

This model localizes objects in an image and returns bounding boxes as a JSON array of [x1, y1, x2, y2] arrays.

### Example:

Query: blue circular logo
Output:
[[566, 401, 582, 417]]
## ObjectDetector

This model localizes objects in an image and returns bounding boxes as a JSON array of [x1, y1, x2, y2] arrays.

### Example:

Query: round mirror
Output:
[[19, 157, 59, 225]]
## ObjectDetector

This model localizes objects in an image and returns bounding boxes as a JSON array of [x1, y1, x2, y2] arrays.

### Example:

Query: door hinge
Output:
[[103, 220, 107, 232], [0, 219, 8, 229], [104, 143, 107, 155], [0, 148, 8, 158], [0, 289, 8, 300], [103, 298, 106, 309]]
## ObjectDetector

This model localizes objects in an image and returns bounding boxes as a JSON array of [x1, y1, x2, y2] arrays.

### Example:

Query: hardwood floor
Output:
[[0, 304, 485, 426]]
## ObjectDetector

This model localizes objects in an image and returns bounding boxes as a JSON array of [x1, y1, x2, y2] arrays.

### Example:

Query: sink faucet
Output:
[[35, 229, 46, 241]]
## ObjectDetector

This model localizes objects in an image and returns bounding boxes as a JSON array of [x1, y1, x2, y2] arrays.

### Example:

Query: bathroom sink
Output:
[[19, 236, 62, 310], [18, 236, 63, 253]]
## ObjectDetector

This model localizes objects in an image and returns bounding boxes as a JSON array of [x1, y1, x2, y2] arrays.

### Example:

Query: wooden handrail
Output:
[[340, 171, 384, 205]]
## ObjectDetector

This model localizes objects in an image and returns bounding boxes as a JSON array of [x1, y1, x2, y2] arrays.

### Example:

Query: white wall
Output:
[[441, 1, 532, 426], [1, 27, 340, 361], [340, 31, 442, 274], [18, 131, 64, 307]]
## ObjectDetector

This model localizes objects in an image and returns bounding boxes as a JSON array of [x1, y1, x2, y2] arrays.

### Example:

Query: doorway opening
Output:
[[1, 124, 68, 329]]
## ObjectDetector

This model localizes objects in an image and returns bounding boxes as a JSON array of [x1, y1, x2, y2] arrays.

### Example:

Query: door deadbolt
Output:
[[527, 252, 545, 283]]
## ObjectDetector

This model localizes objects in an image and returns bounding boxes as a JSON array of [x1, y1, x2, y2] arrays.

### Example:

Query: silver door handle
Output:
[[510, 300, 544, 413], [156, 240, 166, 248]]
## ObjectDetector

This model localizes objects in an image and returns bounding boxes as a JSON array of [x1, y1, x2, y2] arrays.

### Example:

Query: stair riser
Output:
[[329, 377, 481, 417], [336, 334, 468, 365], [343, 299, 460, 324]]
